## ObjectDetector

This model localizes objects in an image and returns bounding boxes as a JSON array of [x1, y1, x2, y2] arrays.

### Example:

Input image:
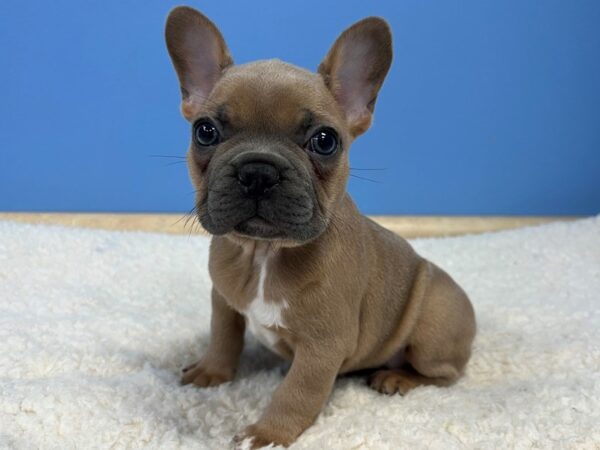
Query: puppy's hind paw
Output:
[[367, 369, 419, 395]]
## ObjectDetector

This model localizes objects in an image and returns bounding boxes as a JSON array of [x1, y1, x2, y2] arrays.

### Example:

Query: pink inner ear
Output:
[[337, 78, 373, 124], [335, 40, 376, 126], [181, 27, 224, 102]]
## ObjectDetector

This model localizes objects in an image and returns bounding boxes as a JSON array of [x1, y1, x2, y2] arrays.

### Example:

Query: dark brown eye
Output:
[[308, 128, 338, 156], [194, 120, 219, 146]]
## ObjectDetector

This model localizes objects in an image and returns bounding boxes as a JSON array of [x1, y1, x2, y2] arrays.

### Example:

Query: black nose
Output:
[[237, 162, 280, 199]]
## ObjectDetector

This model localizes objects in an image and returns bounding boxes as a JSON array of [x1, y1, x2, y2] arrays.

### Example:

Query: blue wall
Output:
[[1, 1, 599, 215]]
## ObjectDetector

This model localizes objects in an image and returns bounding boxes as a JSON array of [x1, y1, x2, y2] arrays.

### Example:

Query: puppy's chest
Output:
[[244, 259, 288, 353], [216, 254, 290, 355]]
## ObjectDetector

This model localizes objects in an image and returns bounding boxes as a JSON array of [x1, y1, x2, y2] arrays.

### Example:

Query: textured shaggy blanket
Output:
[[0, 218, 599, 449]]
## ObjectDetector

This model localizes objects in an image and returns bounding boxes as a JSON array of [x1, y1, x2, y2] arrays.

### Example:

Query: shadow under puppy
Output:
[[165, 6, 476, 449]]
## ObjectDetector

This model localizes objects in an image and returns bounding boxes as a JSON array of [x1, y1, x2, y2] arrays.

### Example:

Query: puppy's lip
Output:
[[241, 215, 271, 227], [233, 215, 283, 239]]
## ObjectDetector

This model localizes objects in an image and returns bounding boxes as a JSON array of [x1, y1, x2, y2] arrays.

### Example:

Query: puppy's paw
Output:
[[233, 424, 289, 449], [181, 361, 233, 387], [367, 369, 418, 395]]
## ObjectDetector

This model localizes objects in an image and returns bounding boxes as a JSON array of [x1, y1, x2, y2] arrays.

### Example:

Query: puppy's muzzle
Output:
[[200, 149, 325, 241]]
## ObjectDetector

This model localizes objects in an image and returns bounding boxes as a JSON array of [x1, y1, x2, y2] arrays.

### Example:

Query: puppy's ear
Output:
[[318, 18, 392, 137], [165, 7, 233, 120]]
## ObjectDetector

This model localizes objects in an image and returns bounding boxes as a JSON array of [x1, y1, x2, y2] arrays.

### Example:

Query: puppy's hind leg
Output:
[[369, 263, 476, 395]]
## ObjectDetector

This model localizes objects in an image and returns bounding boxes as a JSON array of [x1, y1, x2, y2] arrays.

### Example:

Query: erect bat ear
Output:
[[165, 6, 233, 120], [318, 17, 393, 137]]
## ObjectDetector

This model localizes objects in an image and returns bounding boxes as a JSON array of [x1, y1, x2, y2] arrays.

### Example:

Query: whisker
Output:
[[349, 174, 382, 184], [173, 205, 197, 227], [148, 154, 186, 159], [350, 167, 387, 171], [163, 161, 187, 167]]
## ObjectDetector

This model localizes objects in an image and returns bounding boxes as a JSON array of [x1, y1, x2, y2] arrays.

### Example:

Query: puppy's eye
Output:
[[194, 120, 220, 146], [308, 128, 338, 156]]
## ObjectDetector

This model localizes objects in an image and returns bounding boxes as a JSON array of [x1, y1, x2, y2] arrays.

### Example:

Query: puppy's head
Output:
[[165, 7, 392, 245]]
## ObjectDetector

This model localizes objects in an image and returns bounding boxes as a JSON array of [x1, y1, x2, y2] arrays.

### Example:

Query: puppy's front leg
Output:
[[234, 346, 343, 449], [182, 288, 245, 387]]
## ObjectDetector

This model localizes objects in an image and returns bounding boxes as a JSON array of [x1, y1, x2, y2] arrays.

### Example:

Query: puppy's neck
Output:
[[238, 239, 277, 265]]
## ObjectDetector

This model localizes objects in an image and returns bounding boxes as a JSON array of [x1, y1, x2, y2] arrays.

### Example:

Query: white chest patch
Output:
[[244, 257, 288, 353]]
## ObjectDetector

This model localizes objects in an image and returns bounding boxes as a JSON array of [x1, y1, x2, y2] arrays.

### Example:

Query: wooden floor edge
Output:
[[0, 213, 581, 238]]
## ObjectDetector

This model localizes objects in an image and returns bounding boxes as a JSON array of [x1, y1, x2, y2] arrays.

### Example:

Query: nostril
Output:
[[237, 169, 252, 187]]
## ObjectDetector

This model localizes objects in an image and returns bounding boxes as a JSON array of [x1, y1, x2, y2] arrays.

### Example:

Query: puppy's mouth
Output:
[[200, 194, 312, 240], [233, 215, 283, 239], [198, 185, 325, 242]]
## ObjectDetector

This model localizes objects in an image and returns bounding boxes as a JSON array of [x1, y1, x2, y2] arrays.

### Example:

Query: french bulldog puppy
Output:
[[165, 6, 476, 448]]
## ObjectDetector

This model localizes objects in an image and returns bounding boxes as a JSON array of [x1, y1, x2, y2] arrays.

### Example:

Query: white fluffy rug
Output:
[[1, 218, 599, 450]]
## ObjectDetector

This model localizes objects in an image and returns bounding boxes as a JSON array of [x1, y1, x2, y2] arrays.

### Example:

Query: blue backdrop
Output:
[[1, 1, 599, 215]]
